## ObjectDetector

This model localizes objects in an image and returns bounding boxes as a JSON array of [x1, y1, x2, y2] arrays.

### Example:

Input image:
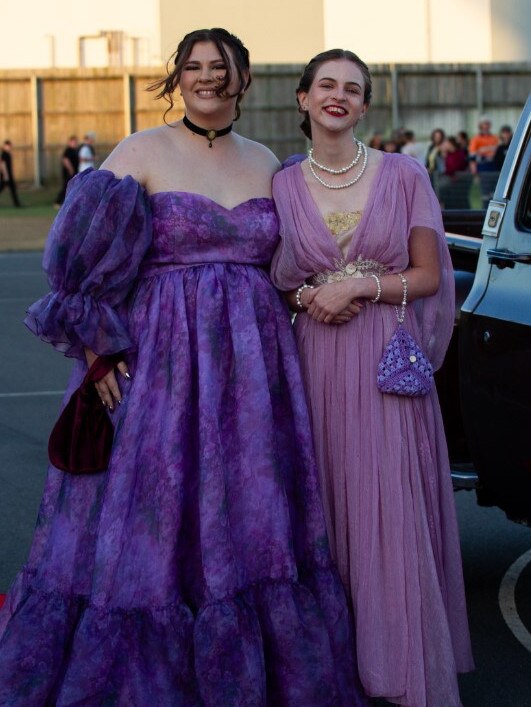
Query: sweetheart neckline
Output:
[[83, 171, 274, 212], [149, 190, 273, 211]]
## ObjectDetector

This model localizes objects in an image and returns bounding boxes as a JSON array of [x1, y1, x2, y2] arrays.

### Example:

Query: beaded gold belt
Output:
[[310, 256, 388, 286]]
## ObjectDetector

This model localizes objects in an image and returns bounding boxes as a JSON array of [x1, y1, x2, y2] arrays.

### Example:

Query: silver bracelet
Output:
[[395, 272, 408, 323], [295, 283, 314, 310], [369, 273, 382, 303]]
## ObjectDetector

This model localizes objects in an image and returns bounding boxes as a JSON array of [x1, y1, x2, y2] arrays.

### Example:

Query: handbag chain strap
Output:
[[394, 272, 408, 324]]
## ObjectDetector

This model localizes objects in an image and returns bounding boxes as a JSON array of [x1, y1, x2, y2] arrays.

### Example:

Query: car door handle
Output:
[[487, 248, 531, 269]]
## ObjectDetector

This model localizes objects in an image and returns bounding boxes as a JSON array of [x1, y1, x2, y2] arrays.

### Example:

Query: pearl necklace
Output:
[[308, 139, 363, 174], [308, 141, 368, 189]]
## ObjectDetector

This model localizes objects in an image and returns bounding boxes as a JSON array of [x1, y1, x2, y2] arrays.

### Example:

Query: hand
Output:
[[330, 301, 364, 325], [306, 280, 365, 324], [95, 362, 130, 410], [85, 348, 130, 411]]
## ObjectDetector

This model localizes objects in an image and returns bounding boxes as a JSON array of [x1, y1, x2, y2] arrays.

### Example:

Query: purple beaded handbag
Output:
[[377, 273, 433, 397]]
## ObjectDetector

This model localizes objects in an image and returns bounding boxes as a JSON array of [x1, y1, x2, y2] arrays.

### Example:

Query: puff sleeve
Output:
[[24, 169, 152, 360]]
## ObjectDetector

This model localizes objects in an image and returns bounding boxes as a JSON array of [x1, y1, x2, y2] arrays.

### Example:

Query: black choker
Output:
[[183, 115, 233, 148]]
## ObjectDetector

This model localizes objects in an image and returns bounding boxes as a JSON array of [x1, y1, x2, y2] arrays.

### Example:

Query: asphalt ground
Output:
[[0, 251, 530, 706]]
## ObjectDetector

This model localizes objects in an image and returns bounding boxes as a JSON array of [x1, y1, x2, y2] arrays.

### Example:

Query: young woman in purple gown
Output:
[[271, 50, 474, 706], [0, 31, 367, 706]]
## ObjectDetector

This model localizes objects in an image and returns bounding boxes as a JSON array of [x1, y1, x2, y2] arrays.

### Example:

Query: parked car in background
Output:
[[437, 93, 531, 525]]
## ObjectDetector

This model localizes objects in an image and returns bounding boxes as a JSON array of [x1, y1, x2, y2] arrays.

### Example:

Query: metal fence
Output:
[[0, 62, 529, 183]]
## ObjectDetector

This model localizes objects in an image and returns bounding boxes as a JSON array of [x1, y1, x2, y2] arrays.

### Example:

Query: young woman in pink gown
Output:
[[271, 49, 474, 706]]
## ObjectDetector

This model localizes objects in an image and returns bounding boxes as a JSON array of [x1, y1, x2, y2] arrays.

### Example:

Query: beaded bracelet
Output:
[[395, 272, 408, 323], [295, 283, 314, 310], [369, 273, 382, 303]]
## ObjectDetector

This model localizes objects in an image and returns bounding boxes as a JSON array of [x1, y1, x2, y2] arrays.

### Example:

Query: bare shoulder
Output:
[[237, 134, 280, 176], [366, 146, 384, 166], [367, 147, 385, 171], [100, 126, 168, 185]]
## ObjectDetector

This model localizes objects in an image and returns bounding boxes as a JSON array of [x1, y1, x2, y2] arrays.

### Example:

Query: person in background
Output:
[[0, 140, 22, 207], [469, 116, 498, 208], [77, 132, 96, 172], [368, 131, 384, 150], [54, 135, 79, 208], [425, 127, 446, 183], [469, 116, 498, 168], [493, 124, 513, 171], [437, 135, 471, 208], [456, 130, 470, 161], [382, 138, 399, 153], [390, 126, 407, 151], [442, 135, 468, 176], [400, 129, 424, 165]]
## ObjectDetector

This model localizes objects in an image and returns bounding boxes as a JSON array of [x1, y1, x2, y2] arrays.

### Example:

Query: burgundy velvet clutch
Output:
[[48, 356, 118, 473]]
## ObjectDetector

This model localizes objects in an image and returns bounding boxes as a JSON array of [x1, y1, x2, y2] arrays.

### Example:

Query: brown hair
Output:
[[430, 128, 446, 145], [148, 28, 251, 123], [296, 49, 372, 140]]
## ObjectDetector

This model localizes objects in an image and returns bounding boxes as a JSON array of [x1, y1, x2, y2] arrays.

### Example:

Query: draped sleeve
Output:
[[270, 169, 305, 291], [270, 166, 328, 291], [400, 156, 455, 371], [24, 168, 152, 360]]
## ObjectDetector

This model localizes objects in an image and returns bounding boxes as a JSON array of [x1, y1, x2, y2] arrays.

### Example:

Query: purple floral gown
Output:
[[0, 169, 367, 706]]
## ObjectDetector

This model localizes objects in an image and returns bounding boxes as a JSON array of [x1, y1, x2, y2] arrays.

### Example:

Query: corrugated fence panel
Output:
[[483, 67, 531, 105], [41, 76, 125, 178], [0, 77, 33, 181], [0, 64, 529, 181], [133, 74, 181, 132], [398, 68, 478, 108], [238, 66, 306, 160]]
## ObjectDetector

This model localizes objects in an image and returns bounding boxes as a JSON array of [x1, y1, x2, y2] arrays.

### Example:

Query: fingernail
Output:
[[124, 372, 131, 380], [118, 399, 122, 405]]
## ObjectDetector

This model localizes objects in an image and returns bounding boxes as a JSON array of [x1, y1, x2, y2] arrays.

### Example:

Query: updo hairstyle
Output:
[[296, 49, 372, 140]]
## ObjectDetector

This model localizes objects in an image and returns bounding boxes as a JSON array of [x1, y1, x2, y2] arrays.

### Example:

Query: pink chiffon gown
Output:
[[271, 153, 474, 707]]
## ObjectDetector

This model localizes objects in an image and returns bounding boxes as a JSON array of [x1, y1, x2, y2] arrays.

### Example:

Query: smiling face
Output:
[[297, 59, 368, 137], [178, 41, 246, 125]]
